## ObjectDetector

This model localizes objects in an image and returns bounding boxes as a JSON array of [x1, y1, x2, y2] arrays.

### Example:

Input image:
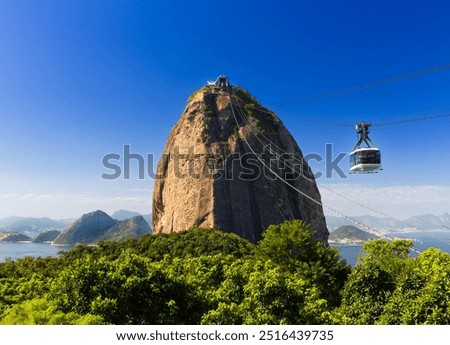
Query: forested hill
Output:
[[329, 225, 378, 243], [1, 220, 449, 325]]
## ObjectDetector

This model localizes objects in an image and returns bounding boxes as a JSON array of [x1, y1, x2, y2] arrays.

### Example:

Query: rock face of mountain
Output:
[[53, 210, 117, 246], [329, 225, 377, 243], [32, 230, 61, 243], [97, 216, 151, 242], [152, 84, 328, 243]]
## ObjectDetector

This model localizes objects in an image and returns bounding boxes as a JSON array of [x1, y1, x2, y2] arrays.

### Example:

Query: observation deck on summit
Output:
[[206, 75, 231, 89]]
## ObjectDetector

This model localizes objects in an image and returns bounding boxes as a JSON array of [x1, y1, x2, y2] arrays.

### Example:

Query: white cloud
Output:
[[319, 183, 450, 218], [1, 183, 449, 221], [0, 190, 152, 219]]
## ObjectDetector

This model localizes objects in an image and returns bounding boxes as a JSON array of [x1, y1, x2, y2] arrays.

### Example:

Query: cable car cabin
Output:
[[349, 147, 381, 173]]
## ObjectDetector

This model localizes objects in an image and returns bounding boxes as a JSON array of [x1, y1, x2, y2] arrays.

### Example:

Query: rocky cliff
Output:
[[152, 83, 328, 243]]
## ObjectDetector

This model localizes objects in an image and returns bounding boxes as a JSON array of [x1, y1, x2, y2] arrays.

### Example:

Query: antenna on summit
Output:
[[206, 75, 231, 89]]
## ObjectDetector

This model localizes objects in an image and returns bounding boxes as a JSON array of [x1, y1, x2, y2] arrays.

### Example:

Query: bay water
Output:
[[0, 242, 71, 262], [1, 230, 450, 265], [331, 230, 450, 266]]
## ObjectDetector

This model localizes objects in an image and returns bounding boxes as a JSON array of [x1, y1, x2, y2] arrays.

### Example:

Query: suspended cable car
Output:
[[349, 122, 382, 173]]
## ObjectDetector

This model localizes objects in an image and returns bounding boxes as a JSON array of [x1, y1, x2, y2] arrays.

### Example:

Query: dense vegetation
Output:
[[1, 220, 449, 325]]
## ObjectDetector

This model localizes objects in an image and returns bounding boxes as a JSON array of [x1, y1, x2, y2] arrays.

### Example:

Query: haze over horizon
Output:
[[1, 1, 449, 220]]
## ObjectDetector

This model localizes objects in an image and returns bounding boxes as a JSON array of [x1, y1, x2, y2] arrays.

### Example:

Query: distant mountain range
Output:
[[112, 209, 141, 220], [0, 217, 71, 237], [0, 210, 152, 244], [112, 209, 151, 226], [0, 210, 151, 236], [53, 210, 151, 246], [96, 215, 151, 243], [1, 211, 448, 244], [326, 213, 450, 231], [0, 230, 62, 243]]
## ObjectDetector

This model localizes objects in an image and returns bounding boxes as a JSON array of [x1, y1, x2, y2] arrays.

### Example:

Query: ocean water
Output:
[[330, 244, 363, 266], [1, 231, 450, 264], [331, 230, 450, 266], [0, 242, 71, 262]]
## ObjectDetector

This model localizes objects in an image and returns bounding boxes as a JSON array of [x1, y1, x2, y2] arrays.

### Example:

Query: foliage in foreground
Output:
[[334, 240, 450, 324], [1, 221, 450, 325]]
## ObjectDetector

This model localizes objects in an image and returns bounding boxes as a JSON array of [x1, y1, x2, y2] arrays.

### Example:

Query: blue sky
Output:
[[1, 0, 450, 219]]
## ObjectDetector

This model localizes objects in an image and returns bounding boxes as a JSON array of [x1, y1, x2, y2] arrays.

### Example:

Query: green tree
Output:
[[237, 261, 329, 324], [202, 260, 329, 325], [203, 220, 350, 324], [50, 251, 200, 324], [59, 227, 255, 262], [201, 258, 256, 324], [135, 227, 255, 261], [162, 254, 238, 320], [0, 299, 103, 325], [335, 239, 414, 324], [379, 247, 450, 324], [257, 220, 350, 307]]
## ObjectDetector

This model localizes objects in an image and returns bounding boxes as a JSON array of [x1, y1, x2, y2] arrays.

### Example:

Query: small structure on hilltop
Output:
[[206, 74, 231, 89]]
